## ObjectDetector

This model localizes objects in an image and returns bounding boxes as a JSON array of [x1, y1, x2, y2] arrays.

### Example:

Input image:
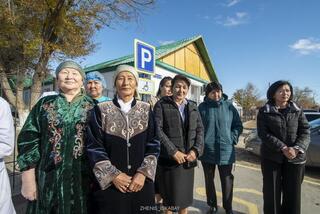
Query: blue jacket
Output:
[[96, 96, 112, 103], [198, 95, 243, 165]]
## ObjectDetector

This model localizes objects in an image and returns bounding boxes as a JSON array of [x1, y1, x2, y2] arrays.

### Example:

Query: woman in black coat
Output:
[[257, 80, 310, 214], [154, 74, 204, 214]]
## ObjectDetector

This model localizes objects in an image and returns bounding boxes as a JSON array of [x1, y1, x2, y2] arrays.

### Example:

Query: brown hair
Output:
[[156, 76, 173, 97]]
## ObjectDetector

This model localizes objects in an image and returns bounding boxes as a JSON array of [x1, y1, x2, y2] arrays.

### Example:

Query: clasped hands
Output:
[[282, 146, 299, 160], [173, 150, 197, 164], [112, 172, 146, 193]]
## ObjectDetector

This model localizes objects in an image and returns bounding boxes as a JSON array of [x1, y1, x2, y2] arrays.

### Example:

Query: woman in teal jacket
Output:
[[198, 81, 243, 214]]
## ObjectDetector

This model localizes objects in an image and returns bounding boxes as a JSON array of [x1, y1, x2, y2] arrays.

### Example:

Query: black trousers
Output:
[[201, 162, 234, 211], [261, 158, 305, 214], [92, 181, 156, 214]]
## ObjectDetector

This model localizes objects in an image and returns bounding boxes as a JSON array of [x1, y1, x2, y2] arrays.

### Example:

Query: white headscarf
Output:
[[114, 64, 140, 100]]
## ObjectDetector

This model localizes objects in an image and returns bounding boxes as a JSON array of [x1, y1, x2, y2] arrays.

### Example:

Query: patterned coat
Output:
[[17, 92, 94, 214], [85, 98, 160, 211]]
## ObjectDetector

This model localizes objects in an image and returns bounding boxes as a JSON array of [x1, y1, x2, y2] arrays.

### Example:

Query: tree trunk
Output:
[[30, 52, 51, 108], [0, 70, 17, 106], [0, 69, 29, 126], [16, 108, 30, 129]]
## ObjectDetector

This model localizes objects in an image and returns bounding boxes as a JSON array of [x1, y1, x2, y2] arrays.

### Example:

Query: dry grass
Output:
[[243, 120, 257, 129]]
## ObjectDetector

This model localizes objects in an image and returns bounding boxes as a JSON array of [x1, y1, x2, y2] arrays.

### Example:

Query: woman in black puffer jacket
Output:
[[154, 75, 204, 214], [257, 80, 310, 214]]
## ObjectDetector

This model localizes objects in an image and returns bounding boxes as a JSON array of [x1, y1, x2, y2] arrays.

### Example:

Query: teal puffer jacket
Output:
[[198, 95, 243, 165]]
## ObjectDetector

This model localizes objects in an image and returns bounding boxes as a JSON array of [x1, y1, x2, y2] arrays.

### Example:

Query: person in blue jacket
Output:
[[198, 81, 243, 214], [85, 71, 112, 103]]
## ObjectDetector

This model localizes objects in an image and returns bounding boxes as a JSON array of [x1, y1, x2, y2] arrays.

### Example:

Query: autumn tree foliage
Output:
[[233, 83, 261, 120], [0, 0, 154, 125]]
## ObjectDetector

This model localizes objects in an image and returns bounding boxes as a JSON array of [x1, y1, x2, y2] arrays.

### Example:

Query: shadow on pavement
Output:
[[236, 147, 261, 166], [191, 198, 247, 214]]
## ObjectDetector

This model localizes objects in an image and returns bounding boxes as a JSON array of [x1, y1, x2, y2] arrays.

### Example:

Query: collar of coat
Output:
[[112, 97, 137, 109], [59, 88, 91, 103], [161, 96, 198, 111], [204, 94, 228, 106], [263, 101, 301, 114]]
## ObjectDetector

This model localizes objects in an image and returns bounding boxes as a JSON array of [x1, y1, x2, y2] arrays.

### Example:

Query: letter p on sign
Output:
[[135, 39, 155, 75]]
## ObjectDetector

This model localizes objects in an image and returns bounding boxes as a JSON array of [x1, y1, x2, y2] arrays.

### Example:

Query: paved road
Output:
[[10, 134, 320, 214], [188, 140, 320, 214], [189, 159, 320, 214]]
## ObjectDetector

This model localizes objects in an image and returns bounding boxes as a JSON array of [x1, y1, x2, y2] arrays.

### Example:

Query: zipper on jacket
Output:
[[125, 114, 131, 172], [275, 112, 287, 143]]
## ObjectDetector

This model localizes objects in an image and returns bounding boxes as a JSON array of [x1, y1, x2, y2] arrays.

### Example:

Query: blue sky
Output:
[[83, 0, 320, 102]]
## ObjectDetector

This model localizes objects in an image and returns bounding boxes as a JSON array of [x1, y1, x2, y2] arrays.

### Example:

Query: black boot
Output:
[[225, 209, 234, 214], [207, 206, 218, 214]]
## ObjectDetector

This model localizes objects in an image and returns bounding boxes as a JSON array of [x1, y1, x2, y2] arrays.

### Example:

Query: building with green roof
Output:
[[87, 35, 218, 103]]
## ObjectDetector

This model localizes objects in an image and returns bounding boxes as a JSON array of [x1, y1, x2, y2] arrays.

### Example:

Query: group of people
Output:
[[0, 60, 310, 214]]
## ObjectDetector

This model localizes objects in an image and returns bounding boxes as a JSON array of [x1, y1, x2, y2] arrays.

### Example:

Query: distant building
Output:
[[230, 98, 243, 117], [1, 36, 219, 106], [84, 35, 218, 104]]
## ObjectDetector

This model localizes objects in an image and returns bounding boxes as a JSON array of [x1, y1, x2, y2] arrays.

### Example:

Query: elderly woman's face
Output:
[[86, 80, 103, 99], [115, 71, 137, 99], [57, 68, 83, 93], [274, 84, 291, 104]]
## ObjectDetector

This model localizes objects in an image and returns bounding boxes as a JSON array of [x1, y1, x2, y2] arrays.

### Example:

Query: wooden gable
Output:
[[159, 43, 211, 82]]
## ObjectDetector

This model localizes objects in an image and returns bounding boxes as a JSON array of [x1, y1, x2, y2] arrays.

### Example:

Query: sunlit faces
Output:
[[160, 80, 172, 97], [274, 84, 291, 104], [173, 80, 189, 103], [57, 68, 83, 93], [208, 89, 222, 101], [115, 71, 137, 99], [86, 80, 103, 99]]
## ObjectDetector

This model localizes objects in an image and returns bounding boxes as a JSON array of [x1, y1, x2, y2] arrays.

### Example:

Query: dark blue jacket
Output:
[[198, 95, 243, 165]]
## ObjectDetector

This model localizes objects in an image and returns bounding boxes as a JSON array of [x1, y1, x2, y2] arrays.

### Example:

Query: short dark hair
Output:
[[205, 81, 223, 96], [267, 80, 293, 103], [156, 76, 173, 96], [172, 74, 191, 88]]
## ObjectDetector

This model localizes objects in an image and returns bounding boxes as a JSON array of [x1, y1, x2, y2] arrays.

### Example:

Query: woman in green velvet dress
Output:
[[17, 61, 94, 214]]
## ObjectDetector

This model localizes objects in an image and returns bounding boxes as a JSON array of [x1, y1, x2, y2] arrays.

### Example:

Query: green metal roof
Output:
[[84, 35, 218, 82]]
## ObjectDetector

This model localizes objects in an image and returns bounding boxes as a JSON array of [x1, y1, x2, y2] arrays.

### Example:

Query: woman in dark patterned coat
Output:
[[85, 64, 160, 214], [17, 61, 95, 214]]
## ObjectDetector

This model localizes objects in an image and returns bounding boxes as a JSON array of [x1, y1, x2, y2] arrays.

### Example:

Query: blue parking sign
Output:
[[134, 39, 155, 75]]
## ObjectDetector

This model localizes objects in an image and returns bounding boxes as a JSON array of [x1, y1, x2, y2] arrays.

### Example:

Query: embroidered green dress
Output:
[[17, 92, 94, 214]]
